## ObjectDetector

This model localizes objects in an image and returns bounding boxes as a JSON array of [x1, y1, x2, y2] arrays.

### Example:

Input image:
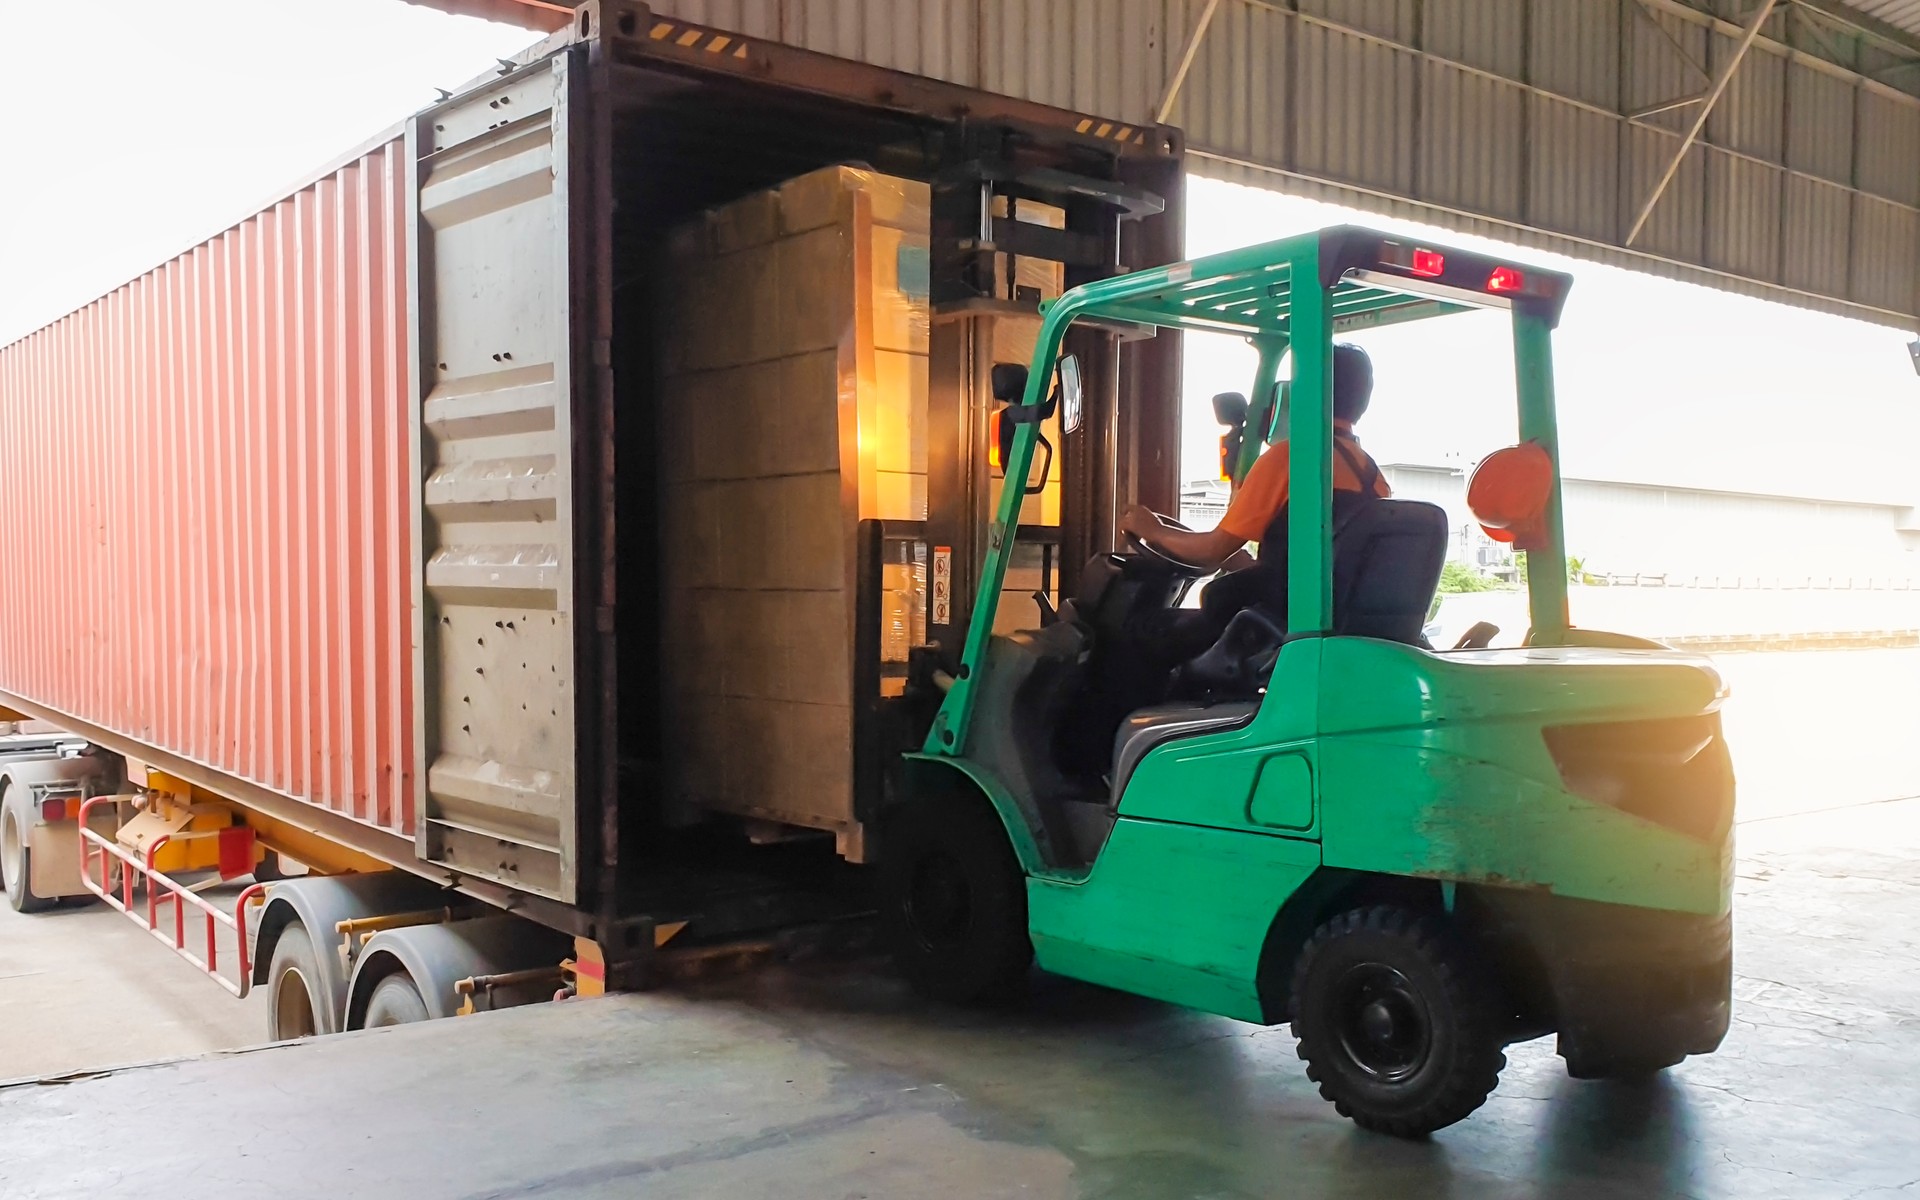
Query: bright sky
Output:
[[0, 0, 534, 346], [1181, 180, 1920, 506], [4, 1, 1915, 511]]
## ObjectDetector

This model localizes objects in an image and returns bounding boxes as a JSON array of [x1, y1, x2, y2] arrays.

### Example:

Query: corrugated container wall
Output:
[[0, 141, 417, 838]]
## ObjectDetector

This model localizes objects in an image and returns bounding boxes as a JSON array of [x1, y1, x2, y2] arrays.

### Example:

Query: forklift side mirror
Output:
[[1212, 391, 1249, 482], [992, 412, 1054, 495], [1026, 434, 1054, 495], [1057, 355, 1084, 435], [991, 363, 1029, 404]]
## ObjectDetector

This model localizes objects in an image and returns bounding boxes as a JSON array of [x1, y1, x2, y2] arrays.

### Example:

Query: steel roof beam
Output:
[[1627, 0, 1783, 247], [1787, 0, 1920, 61], [1157, 0, 1223, 124]]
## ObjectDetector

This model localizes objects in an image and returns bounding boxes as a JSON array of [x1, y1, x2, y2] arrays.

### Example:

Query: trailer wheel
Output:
[[879, 793, 1032, 1004], [1290, 905, 1506, 1138], [361, 972, 431, 1028], [2, 806, 56, 914], [266, 923, 329, 1041]]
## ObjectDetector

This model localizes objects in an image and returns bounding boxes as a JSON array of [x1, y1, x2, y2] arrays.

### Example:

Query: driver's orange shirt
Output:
[[1217, 420, 1390, 543]]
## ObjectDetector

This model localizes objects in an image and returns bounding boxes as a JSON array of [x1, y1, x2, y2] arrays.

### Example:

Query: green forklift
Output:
[[877, 227, 1734, 1137]]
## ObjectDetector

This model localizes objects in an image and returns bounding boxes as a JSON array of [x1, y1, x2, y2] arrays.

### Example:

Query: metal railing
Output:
[[76, 797, 266, 998]]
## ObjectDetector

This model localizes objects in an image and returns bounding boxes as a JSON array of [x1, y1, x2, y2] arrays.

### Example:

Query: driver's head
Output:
[[1332, 343, 1374, 425]]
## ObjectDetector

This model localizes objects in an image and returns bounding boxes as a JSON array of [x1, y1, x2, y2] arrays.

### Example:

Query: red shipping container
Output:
[[0, 139, 417, 840]]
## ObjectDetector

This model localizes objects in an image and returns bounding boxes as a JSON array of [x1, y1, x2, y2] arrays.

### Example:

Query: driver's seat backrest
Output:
[[1328, 498, 1449, 643]]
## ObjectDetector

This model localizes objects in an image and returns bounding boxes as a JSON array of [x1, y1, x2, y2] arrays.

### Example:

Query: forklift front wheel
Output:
[[1290, 905, 1506, 1138], [879, 794, 1033, 1004]]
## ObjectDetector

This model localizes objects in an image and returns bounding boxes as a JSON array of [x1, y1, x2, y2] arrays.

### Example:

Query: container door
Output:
[[409, 54, 582, 902]]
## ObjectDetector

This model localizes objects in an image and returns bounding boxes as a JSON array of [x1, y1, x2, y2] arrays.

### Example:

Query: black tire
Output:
[[2, 808, 56, 914], [879, 793, 1033, 1004], [361, 972, 431, 1028], [1291, 905, 1506, 1137], [266, 923, 329, 1041]]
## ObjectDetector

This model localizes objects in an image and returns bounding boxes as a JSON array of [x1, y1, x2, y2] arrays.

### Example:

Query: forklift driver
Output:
[[1117, 342, 1390, 662]]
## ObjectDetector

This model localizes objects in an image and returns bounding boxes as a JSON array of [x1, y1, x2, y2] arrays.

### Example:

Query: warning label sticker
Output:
[[932, 546, 952, 626]]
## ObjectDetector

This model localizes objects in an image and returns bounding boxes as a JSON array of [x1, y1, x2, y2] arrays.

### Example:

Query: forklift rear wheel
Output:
[[1290, 905, 1506, 1138], [879, 794, 1033, 1004]]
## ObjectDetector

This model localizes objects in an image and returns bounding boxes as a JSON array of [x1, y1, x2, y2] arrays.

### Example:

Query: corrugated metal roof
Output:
[[393, 0, 1920, 325], [1842, 0, 1920, 40]]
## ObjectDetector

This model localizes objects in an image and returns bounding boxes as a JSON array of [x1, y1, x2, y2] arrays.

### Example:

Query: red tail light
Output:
[[1381, 242, 1447, 278], [1487, 266, 1526, 293], [40, 797, 68, 823], [1543, 715, 1732, 842], [988, 409, 1006, 472]]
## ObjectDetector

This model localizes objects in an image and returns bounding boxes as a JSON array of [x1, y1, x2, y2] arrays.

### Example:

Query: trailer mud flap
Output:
[[409, 54, 583, 903]]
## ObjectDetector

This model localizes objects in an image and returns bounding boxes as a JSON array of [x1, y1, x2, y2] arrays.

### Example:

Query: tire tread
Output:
[[1290, 904, 1506, 1137], [879, 792, 1033, 1004]]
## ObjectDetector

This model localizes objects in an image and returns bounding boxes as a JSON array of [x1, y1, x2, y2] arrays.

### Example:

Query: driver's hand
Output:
[[1120, 504, 1157, 539]]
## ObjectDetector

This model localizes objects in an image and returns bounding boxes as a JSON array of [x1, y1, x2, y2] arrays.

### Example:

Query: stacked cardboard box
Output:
[[657, 167, 930, 856], [657, 166, 1071, 855]]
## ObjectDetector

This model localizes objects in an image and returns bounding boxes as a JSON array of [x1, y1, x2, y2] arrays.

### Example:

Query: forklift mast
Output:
[[923, 126, 1181, 664]]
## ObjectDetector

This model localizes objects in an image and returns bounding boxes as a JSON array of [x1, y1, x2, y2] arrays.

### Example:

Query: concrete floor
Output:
[[0, 892, 262, 1081], [0, 649, 1915, 1197], [0, 795, 1915, 1198]]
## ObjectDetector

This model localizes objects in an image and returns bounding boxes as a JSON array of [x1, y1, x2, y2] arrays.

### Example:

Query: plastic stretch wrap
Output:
[[656, 167, 1077, 849], [657, 167, 931, 853]]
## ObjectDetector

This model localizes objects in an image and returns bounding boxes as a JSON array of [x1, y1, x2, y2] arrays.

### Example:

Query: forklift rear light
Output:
[[1486, 266, 1526, 293], [1379, 242, 1446, 278], [39, 796, 68, 823], [1543, 715, 1732, 842], [989, 409, 1006, 472]]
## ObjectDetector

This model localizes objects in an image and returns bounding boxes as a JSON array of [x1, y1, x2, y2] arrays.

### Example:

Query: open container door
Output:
[[408, 50, 588, 904]]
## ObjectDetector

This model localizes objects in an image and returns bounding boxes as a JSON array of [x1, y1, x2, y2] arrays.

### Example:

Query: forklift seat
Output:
[[1111, 499, 1448, 804], [1109, 701, 1260, 806], [1329, 498, 1449, 644]]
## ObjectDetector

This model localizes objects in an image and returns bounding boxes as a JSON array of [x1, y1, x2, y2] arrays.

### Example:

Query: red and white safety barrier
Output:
[[76, 797, 265, 997]]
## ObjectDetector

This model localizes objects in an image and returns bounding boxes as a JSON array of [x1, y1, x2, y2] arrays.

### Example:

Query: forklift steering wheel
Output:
[[1124, 513, 1213, 577]]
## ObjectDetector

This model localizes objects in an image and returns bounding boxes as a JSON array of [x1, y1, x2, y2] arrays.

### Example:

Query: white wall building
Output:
[[1180, 467, 1920, 586], [1382, 464, 1920, 586]]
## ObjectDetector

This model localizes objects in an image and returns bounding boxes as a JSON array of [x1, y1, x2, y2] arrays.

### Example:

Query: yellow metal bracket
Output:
[[121, 761, 387, 878]]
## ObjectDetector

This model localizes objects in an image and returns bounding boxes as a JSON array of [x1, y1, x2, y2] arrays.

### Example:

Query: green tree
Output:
[[1431, 560, 1499, 620], [1515, 552, 1584, 585], [1438, 560, 1498, 595]]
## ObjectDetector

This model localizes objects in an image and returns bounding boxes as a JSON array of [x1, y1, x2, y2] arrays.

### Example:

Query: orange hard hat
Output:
[[1468, 442, 1554, 549]]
